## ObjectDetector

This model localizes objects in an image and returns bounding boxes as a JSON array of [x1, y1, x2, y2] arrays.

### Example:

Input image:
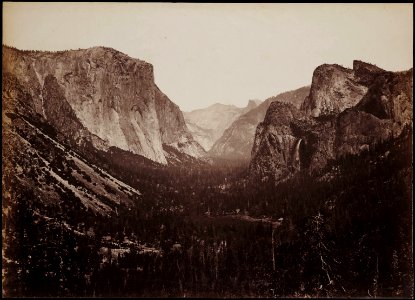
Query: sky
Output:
[[3, 3, 413, 112]]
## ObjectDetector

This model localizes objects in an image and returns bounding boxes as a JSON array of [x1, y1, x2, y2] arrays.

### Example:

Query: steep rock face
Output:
[[42, 74, 84, 135], [300, 61, 383, 117], [3, 46, 165, 163], [249, 102, 306, 180], [2, 72, 37, 119], [209, 86, 310, 160], [249, 102, 336, 181], [251, 62, 412, 181], [184, 101, 259, 151], [356, 69, 413, 124], [3, 46, 203, 164], [334, 110, 397, 157], [154, 86, 205, 158], [335, 68, 413, 157], [41, 74, 108, 149]]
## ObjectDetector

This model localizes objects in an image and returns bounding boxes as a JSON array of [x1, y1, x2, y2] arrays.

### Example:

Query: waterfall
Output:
[[293, 138, 302, 170]]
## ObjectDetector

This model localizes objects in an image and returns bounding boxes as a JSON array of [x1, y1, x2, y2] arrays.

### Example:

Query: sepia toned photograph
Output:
[[2, 2, 413, 298]]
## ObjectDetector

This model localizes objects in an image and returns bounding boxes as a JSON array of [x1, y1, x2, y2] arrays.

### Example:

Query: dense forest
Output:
[[2, 110, 413, 297]]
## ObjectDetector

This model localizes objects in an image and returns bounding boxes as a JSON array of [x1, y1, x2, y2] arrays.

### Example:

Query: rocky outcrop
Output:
[[2, 45, 204, 164], [356, 68, 413, 124], [336, 68, 413, 157], [184, 101, 260, 151], [249, 102, 305, 180], [249, 101, 337, 181], [334, 110, 396, 157], [209, 86, 310, 160], [301, 61, 385, 117], [250, 61, 412, 181]]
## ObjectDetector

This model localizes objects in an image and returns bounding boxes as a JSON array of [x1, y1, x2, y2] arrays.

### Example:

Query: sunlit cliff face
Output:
[[2, 46, 206, 164]]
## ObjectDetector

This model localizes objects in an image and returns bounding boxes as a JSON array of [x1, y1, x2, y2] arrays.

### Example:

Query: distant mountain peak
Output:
[[209, 102, 239, 109], [184, 101, 260, 151], [246, 99, 261, 110]]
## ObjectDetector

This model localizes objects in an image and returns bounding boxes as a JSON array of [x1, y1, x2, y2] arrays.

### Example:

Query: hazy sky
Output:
[[3, 3, 413, 111]]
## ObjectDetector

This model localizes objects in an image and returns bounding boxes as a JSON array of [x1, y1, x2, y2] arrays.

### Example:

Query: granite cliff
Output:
[[300, 60, 384, 117], [2, 45, 204, 164], [249, 102, 306, 179], [250, 61, 412, 181]]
